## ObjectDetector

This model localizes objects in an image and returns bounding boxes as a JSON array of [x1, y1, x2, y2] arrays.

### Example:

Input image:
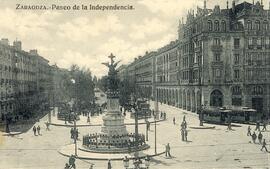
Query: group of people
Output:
[[180, 116, 188, 141], [32, 125, 41, 136], [247, 121, 268, 152]]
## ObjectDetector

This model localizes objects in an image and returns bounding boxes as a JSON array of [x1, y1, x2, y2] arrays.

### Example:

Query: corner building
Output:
[[120, 1, 270, 117]]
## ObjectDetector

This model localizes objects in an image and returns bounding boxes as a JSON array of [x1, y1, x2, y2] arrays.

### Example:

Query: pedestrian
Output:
[[184, 129, 188, 141], [147, 121, 150, 131], [70, 128, 74, 139], [258, 132, 263, 144], [181, 128, 185, 141], [37, 125, 41, 135], [87, 116, 90, 123], [251, 132, 257, 143], [181, 121, 187, 129], [33, 126, 36, 136], [107, 160, 112, 169], [255, 121, 260, 131], [89, 164, 94, 169], [69, 155, 76, 169], [173, 117, 176, 125], [261, 139, 268, 152], [227, 121, 232, 130], [247, 126, 251, 136], [262, 121, 267, 131], [45, 122, 50, 131], [75, 129, 79, 140], [165, 143, 171, 157]]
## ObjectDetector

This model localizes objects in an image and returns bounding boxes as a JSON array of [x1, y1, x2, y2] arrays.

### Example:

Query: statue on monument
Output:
[[102, 53, 120, 91]]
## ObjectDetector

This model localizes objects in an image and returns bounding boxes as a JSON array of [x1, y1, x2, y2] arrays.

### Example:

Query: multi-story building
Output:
[[155, 40, 180, 106], [119, 0, 270, 117], [0, 38, 53, 123]]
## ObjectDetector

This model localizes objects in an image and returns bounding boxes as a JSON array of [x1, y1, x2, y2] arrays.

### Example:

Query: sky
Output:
[[0, 0, 268, 77]]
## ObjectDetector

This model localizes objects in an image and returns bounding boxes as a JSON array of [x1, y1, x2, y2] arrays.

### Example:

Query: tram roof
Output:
[[203, 106, 256, 113]]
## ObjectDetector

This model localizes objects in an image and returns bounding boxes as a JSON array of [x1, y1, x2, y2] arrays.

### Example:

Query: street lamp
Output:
[[71, 78, 77, 156]]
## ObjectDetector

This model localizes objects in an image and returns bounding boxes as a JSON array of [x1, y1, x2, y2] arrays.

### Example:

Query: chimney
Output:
[[227, 0, 229, 9], [0, 38, 9, 46], [13, 41, 22, 50], [29, 49, 38, 55], [204, 0, 206, 9]]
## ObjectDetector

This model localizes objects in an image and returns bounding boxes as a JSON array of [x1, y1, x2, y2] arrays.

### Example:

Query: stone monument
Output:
[[81, 54, 149, 153]]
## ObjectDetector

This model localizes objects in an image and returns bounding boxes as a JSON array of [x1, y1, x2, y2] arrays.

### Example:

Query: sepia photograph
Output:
[[0, 0, 269, 168]]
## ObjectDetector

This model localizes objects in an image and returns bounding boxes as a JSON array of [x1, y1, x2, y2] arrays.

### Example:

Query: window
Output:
[[234, 69, 240, 79], [252, 37, 257, 45], [248, 37, 252, 46], [221, 21, 226, 31], [255, 20, 260, 30], [234, 54, 240, 64], [257, 38, 262, 46], [234, 38, 240, 49], [247, 20, 252, 30], [266, 37, 269, 45], [214, 20, 220, 31], [215, 69, 221, 77], [214, 38, 220, 45], [263, 21, 268, 30], [232, 86, 242, 95], [208, 20, 213, 31], [252, 86, 263, 95], [214, 54, 221, 61]]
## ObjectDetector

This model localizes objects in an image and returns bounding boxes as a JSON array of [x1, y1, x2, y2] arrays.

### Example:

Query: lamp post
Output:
[[154, 117, 156, 155], [71, 78, 77, 157], [131, 94, 139, 157], [198, 54, 203, 127]]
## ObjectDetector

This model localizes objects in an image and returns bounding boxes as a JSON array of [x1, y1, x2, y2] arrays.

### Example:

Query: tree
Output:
[[63, 64, 95, 112], [119, 79, 135, 106]]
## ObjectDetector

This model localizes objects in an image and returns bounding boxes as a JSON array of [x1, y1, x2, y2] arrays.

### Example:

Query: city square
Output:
[[0, 0, 270, 168]]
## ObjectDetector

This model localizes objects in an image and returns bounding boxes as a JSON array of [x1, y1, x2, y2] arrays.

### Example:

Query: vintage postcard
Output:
[[0, 0, 269, 168]]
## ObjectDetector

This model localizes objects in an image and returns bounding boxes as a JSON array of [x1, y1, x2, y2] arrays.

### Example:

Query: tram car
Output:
[[130, 99, 151, 119], [202, 106, 257, 124], [57, 103, 80, 121]]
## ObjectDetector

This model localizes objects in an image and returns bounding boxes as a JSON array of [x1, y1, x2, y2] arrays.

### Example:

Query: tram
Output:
[[130, 99, 151, 119], [202, 106, 257, 124]]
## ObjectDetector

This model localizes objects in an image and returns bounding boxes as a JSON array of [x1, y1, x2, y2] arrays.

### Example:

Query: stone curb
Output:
[[58, 148, 165, 161], [1, 132, 23, 136], [49, 119, 166, 128]]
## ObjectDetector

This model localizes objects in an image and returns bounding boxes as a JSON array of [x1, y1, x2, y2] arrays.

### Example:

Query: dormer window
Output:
[[214, 20, 219, 31], [247, 20, 252, 30], [208, 20, 213, 31], [221, 21, 226, 31], [255, 20, 260, 30]]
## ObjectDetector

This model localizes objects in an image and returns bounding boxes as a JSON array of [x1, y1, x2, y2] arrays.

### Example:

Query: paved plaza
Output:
[[0, 102, 270, 169]]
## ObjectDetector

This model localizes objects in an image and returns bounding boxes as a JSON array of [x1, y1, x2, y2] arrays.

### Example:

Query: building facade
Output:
[[120, 1, 270, 117], [0, 38, 53, 123]]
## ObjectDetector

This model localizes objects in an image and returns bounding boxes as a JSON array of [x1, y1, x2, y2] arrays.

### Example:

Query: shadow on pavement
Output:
[[0, 110, 49, 134]]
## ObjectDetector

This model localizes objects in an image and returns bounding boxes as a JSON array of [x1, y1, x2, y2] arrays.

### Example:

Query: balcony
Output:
[[211, 61, 224, 67], [211, 45, 223, 52]]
